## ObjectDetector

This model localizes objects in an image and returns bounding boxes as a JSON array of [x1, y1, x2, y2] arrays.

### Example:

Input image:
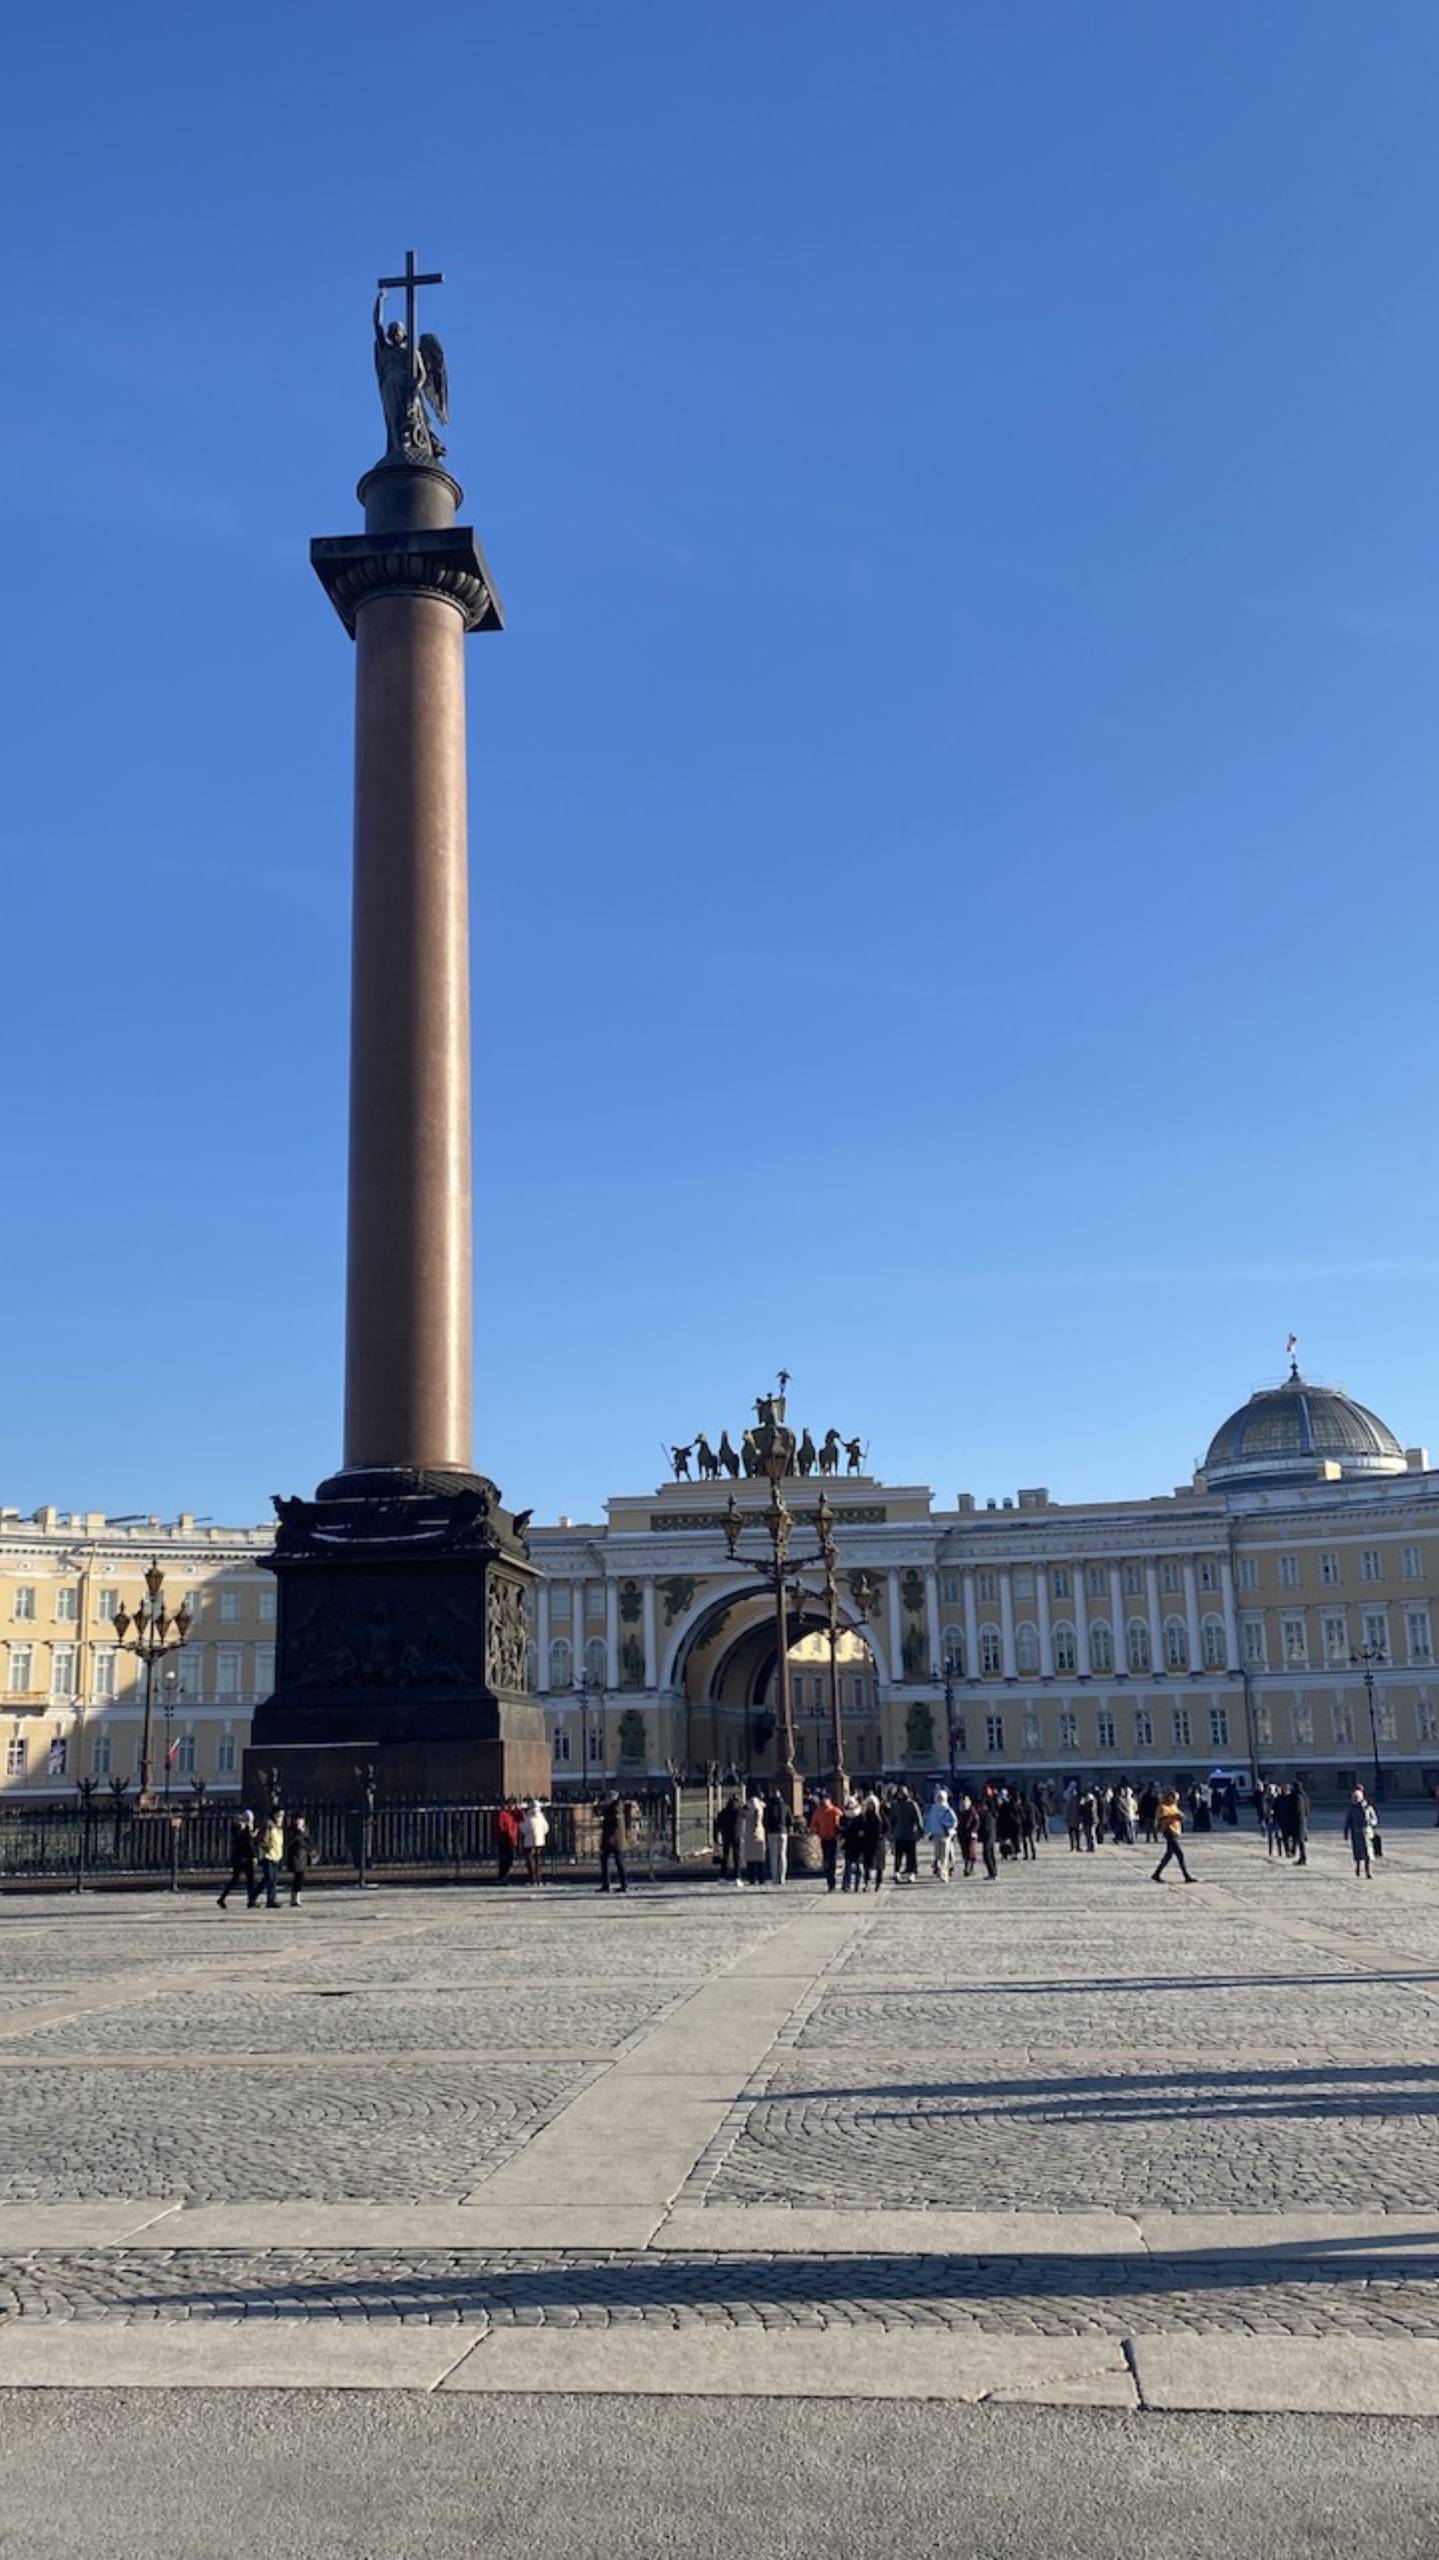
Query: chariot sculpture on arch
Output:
[[373, 250, 450, 466]]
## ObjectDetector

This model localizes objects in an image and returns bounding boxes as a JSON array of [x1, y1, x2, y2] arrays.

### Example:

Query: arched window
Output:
[[584, 1638, 606, 1687], [1052, 1620, 1077, 1675], [979, 1624, 1002, 1677], [1163, 1616, 1188, 1673], [1126, 1618, 1151, 1675], [1201, 1616, 1226, 1671], [548, 1636, 572, 1691], [941, 1625, 964, 1676], [1089, 1619, 1113, 1674], [1015, 1621, 1040, 1675]]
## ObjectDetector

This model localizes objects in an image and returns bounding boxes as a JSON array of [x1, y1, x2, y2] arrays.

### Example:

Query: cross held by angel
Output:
[[373, 251, 450, 466]]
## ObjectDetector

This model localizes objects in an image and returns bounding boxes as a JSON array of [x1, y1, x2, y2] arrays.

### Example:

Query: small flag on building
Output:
[[1286, 1333, 1298, 1359], [165, 1739, 180, 1767]]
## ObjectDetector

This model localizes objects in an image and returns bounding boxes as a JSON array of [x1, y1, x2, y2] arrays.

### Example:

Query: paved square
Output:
[[5, 1822, 1439, 2408]]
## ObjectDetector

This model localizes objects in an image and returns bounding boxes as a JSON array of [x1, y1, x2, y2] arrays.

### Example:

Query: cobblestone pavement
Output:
[[7, 1835, 1439, 2357]]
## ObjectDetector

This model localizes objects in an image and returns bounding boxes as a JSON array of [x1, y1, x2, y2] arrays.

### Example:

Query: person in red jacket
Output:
[[808, 1792, 843, 1892], [495, 1799, 522, 1885]]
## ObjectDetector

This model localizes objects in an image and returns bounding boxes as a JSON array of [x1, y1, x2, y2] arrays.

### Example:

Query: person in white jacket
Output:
[[925, 1788, 959, 1881], [520, 1798, 549, 1886]]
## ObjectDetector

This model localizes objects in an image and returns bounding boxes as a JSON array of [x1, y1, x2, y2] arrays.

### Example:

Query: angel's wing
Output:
[[420, 333, 450, 425]]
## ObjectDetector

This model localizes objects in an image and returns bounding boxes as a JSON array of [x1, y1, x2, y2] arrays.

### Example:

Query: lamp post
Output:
[[162, 1668, 179, 1808], [723, 1403, 840, 1817], [111, 1562, 192, 1808], [1350, 1644, 1388, 1803]]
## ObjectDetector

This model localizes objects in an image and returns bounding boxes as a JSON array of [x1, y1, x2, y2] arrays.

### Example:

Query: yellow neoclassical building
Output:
[[5, 1366, 1439, 1802]]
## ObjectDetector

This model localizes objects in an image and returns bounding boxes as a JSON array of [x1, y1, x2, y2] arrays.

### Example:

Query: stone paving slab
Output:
[[0, 2317, 478, 2391], [440, 2326, 1138, 2403], [1130, 2335, 1439, 2416]]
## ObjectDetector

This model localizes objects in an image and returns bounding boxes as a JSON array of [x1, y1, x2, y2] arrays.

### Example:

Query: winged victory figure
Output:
[[373, 289, 450, 464]]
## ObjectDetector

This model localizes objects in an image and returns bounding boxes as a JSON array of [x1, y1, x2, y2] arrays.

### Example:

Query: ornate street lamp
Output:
[[111, 1562, 192, 1808], [1350, 1643, 1388, 1802], [724, 1411, 841, 1815]]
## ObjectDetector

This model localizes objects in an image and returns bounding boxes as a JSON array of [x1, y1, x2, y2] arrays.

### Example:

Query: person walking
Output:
[[763, 1787, 790, 1886], [1152, 1787, 1194, 1884], [520, 1797, 548, 1885], [713, 1791, 742, 1880], [975, 1793, 999, 1882], [809, 1791, 843, 1892], [1064, 1785, 1083, 1853], [859, 1791, 888, 1891], [925, 1787, 958, 1880], [598, 1792, 629, 1893], [218, 1808, 258, 1910], [1343, 1785, 1380, 1879], [284, 1814, 316, 1908], [253, 1807, 285, 1909], [740, 1792, 767, 1887], [839, 1794, 865, 1893], [890, 1786, 922, 1882], [1138, 1782, 1161, 1846]]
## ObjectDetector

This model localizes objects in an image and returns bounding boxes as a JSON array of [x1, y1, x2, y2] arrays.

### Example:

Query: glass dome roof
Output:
[[1203, 1365, 1406, 1489]]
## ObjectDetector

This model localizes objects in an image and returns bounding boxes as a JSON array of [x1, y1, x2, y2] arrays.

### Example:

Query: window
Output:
[[1124, 1563, 1144, 1598], [93, 1651, 116, 1701], [1242, 1618, 1266, 1669], [6, 1734, 27, 1777], [1086, 1565, 1107, 1601], [1292, 1698, 1314, 1747], [1322, 1611, 1348, 1667], [941, 1626, 964, 1676], [589, 1723, 604, 1766], [176, 1732, 197, 1777], [254, 1644, 275, 1694], [1171, 1707, 1191, 1750], [1407, 1610, 1434, 1667], [979, 1625, 1002, 1676], [976, 1570, 996, 1604], [50, 1645, 76, 1700], [1095, 1708, 1115, 1750], [1022, 1705, 1041, 1752], [1279, 1556, 1299, 1589], [1363, 1612, 1389, 1659], [1014, 1621, 1040, 1675], [1320, 1553, 1339, 1586], [216, 1732, 236, 1777], [1419, 1700, 1438, 1746], [1012, 1568, 1034, 1602], [1132, 1706, 1154, 1750], [1252, 1700, 1273, 1747], [258, 1586, 276, 1622], [1163, 1618, 1188, 1673], [1362, 1550, 1382, 1584], [220, 1589, 241, 1623], [984, 1714, 1005, 1753], [1126, 1619, 1151, 1674], [91, 1730, 112, 1777], [1332, 1697, 1356, 1748], [55, 1587, 78, 1623], [585, 1585, 605, 1620], [1239, 1556, 1259, 1592], [1209, 1706, 1229, 1749], [1282, 1615, 1308, 1670], [98, 1588, 119, 1622], [584, 1638, 605, 1686], [548, 1637, 573, 1690], [940, 1570, 960, 1606], [550, 1584, 571, 1619], [47, 1731, 67, 1779], [1051, 1568, 1071, 1602], [1161, 1561, 1181, 1596], [1403, 1547, 1423, 1583], [216, 1649, 242, 1700], [13, 1588, 35, 1622], [1058, 1710, 1078, 1752], [1089, 1620, 1113, 1674], [1201, 1617, 1226, 1671], [180, 1651, 206, 1704], [1053, 1621, 1077, 1674], [1378, 1696, 1398, 1743], [8, 1647, 33, 1695], [1199, 1559, 1219, 1593], [183, 1591, 202, 1621], [551, 1722, 571, 1763]]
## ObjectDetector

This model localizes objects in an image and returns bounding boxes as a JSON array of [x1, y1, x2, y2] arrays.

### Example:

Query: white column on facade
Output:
[[642, 1577, 657, 1689], [1145, 1562, 1163, 1674], [886, 1570, 903, 1684], [1037, 1571, 1053, 1679], [1109, 1565, 1125, 1674], [605, 1578, 620, 1691], [1000, 1569, 1017, 1680], [1220, 1555, 1239, 1669], [571, 1580, 586, 1685], [537, 1581, 551, 1694], [1074, 1567, 1091, 1678], [1183, 1560, 1202, 1675], [963, 1569, 979, 1679], [924, 1567, 942, 1675]]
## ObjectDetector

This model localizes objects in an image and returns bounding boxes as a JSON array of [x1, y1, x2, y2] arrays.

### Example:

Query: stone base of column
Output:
[[246, 1468, 550, 1808]]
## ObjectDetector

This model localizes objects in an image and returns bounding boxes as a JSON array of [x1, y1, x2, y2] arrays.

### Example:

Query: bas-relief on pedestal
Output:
[[246, 255, 549, 1808]]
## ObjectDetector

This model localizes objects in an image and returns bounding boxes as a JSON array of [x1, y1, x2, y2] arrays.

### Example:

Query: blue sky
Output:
[[5, 1, 1438, 1528]]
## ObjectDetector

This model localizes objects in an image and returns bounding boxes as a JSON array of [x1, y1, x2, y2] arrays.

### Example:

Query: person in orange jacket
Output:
[[808, 1792, 843, 1893], [1152, 1788, 1194, 1885]]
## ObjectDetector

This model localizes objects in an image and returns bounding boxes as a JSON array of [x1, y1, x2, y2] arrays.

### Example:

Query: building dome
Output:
[[1203, 1364, 1407, 1490]]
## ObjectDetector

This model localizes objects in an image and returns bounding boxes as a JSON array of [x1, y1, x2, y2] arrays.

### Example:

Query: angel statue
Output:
[[373, 288, 449, 465]]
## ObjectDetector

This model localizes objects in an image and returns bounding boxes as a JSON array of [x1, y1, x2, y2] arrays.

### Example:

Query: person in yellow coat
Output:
[[1152, 1788, 1194, 1885]]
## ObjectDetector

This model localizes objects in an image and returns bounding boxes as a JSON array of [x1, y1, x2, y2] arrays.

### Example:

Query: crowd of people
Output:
[[216, 1806, 316, 1909]]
